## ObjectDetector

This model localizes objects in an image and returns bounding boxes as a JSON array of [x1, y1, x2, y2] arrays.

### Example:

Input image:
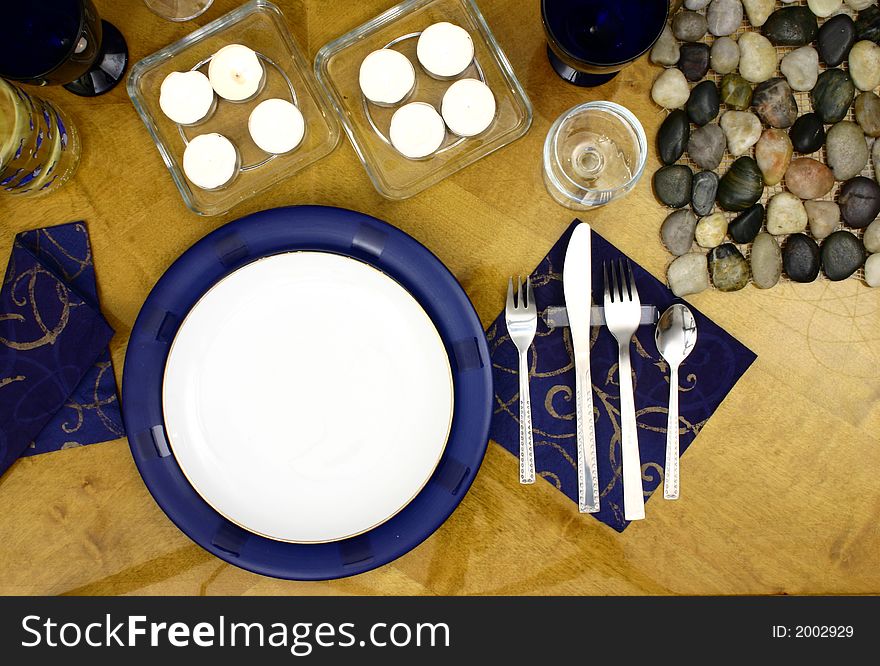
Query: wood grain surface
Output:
[[1, 0, 878, 595]]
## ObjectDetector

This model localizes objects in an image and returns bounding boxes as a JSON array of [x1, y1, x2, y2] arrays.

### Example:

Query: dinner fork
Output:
[[603, 260, 646, 521], [505, 276, 537, 484]]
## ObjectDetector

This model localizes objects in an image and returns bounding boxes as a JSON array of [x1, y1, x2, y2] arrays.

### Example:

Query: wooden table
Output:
[[2, 0, 879, 595]]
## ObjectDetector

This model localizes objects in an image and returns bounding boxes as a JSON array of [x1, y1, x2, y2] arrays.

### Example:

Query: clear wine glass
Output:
[[143, 0, 213, 21], [543, 101, 647, 210]]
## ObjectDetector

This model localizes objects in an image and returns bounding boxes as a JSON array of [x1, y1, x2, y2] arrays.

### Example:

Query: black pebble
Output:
[[821, 230, 866, 281], [856, 5, 880, 43], [728, 204, 764, 244], [811, 69, 855, 124], [654, 164, 693, 208], [783, 233, 821, 283], [838, 176, 880, 228], [789, 113, 826, 154], [691, 170, 719, 217], [677, 42, 710, 82], [657, 110, 690, 165], [819, 14, 856, 67], [687, 80, 720, 127], [762, 6, 819, 46]]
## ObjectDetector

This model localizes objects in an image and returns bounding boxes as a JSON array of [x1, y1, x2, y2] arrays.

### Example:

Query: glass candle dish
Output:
[[543, 101, 647, 210], [127, 0, 339, 216]]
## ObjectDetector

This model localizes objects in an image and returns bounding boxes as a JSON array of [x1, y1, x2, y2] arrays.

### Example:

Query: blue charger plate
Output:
[[122, 205, 492, 580]]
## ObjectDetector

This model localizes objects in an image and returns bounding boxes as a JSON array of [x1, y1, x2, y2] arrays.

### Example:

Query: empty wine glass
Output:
[[0, 0, 128, 97], [543, 101, 647, 209], [143, 0, 213, 21]]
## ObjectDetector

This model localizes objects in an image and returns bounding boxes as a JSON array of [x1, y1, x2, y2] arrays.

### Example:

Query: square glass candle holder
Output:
[[127, 0, 340, 216], [314, 0, 533, 200]]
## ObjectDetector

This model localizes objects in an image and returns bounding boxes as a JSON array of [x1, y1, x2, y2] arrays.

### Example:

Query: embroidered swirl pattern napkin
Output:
[[0, 222, 124, 476], [487, 221, 756, 531]]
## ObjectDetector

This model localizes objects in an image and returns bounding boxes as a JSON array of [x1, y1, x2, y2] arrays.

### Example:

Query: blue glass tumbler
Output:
[[542, 0, 669, 87]]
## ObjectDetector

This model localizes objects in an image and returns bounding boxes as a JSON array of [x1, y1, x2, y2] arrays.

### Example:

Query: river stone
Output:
[[780, 46, 819, 92], [805, 200, 841, 238], [661, 209, 698, 256], [718, 156, 764, 211], [688, 123, 726, 169], [729, 203, 765, 243], [826, 121, 868, 181], [845, 0, 874, 10], [767, 191, 808, 234], [678, 42, 711, 81], [696, 212, 728, 247], [856, 5, 880, 43], [652, 68, 691, 109], [721, 110, 762, 155], [783, 233, 821, 282], [752, 78, 798, 129], [807, 0, 842, 18], [818, 14, 856, 67], [667, 253, 711, 296], [692, 170, 720, 216], [784, 158, 835, 199], [710, 37, 740, 75], [866, 253, 880, 287], [854, 92, 880, 137], [821, 230, 866, 280], [755, 128, 793, 186], [658, 109, 690, 165], [709, 244, 750, 291], [651, 25, 681, 66], [707, 0, 744, 36], [673, 11, 709, 41], [849, 40, 880, 91], [685, 0, 712, 8], [864, 219, 880, 253], [789, 113, 825, 155], [750, 232, 783, 288], [762, 6, 819, 46], [743, 0, 774, 27], [738, 32, 777, 83], [687, 80, 720, 126], [838, 176, 880, 228], [720, 73, 754, 110], [874, 139, 880, 186], [811, 69, 855, 124], [654, 164, 694, 208]]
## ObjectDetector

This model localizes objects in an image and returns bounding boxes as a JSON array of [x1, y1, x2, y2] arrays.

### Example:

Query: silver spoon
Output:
[[654, 304, 698, 500]]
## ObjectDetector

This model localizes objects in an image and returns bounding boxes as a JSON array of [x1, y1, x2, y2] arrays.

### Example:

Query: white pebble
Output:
[[651, 68, 691, 109]]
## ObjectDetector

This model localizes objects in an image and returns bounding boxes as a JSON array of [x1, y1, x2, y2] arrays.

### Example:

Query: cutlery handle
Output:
[[618, 345, 645, 521], [664, 365, 680, 500], [575, 361, 600, 513], [518, 351, 535, 484]]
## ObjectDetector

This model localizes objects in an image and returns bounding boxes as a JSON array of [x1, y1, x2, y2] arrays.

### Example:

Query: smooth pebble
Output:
[[720, 110, 762, 156], [804, 200, 841, 239], [864, 219, 880, 253], [673, 11, 709, 42], [707, 0, 744, 36], [784, 158, 835, 199], [865, 253, 880, 287], [661, 209, 698, 256], [743, 0, 774, 27], [708, 244, 750, 292], [848, 40, 880, 91], [755, 128, 792, 186], [696, 212, 729, 248], [710, 37, 740, 75], [651, 25, 680, 66], [767, 191, 808, 235], [652, 68, 691, 109], [667, 253, 711, 296], [826, 121, 868, 181], [780, 46, 819, 92], [738, 33, 777, 83], [688, 124, 726, 170], [750, 232, 783, 288]]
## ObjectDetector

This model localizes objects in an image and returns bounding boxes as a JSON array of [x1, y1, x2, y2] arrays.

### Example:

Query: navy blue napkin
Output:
[[0, 222, 123, 476], [487, 221, 756, 531]]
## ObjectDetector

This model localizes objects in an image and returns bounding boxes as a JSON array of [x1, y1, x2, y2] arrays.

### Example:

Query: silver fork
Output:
[[505, 276, 537, 484], [603, 260, 646, 521]]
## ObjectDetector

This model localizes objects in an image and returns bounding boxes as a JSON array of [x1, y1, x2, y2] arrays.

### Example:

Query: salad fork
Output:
[[603, 260, 646, 521], [505, 276, 537, 484]]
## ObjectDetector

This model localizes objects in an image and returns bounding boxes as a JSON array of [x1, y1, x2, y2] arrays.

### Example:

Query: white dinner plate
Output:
[[162, 251, 454, 543]]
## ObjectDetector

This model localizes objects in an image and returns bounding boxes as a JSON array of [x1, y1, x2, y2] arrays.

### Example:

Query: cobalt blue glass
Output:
[[0, 0, 128, 97], [542, 0, 669, 87]]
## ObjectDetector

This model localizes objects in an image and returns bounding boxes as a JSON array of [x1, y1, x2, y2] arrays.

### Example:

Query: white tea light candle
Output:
[[248, 98, 305, 154], [441, 78, 496, 137], [389, 102, 446, 159], [417, 22, 474, 79], [208, 44, 264, 102], [159, 71, 215, 125], [359, 49, 416, 106], [183, 133, 239, 190]]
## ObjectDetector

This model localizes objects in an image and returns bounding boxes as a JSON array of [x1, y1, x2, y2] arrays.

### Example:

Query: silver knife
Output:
[[562, 222, 600, 513]]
